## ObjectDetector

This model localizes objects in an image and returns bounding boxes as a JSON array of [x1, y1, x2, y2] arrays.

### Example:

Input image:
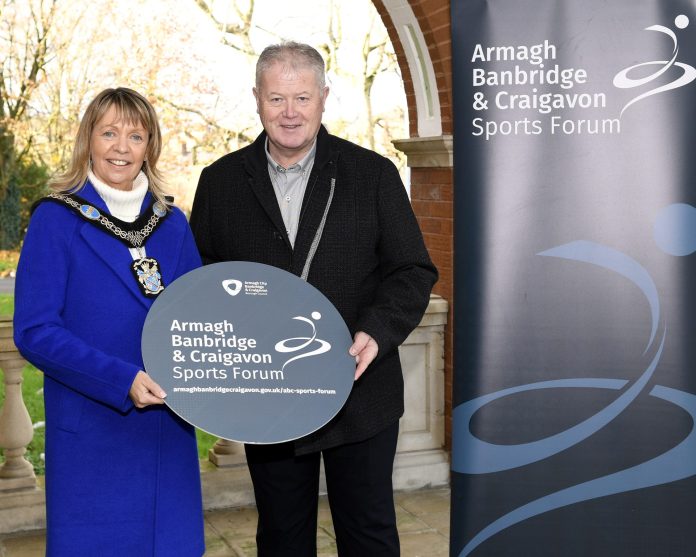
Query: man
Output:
[[190, 41, 437, 556]]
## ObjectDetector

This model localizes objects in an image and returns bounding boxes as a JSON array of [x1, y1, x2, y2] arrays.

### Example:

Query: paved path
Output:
[[0, 487, 450, 556], [0, 277, 14, 294]]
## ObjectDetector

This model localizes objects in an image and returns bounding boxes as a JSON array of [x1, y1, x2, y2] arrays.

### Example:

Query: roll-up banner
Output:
[[451, 1, 696, 556]]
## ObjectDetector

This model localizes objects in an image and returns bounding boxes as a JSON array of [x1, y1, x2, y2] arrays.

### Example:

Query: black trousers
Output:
[[244, 421, 400, 557]]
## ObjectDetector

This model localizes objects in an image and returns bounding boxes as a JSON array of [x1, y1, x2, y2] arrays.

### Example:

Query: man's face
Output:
[[253, 62, 328, 167]]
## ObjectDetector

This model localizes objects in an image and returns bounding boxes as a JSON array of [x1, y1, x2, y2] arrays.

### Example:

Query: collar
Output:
[[88, 170, 149, 222], [246, 125, 335, 174], [265, 138, 317, 173], [79, 179, 153, 218]]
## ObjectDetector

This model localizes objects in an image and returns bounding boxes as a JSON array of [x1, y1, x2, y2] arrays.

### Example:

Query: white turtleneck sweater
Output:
[[89, 170, 149, 259]]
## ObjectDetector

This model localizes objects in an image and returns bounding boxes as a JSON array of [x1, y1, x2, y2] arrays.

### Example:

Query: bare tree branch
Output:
[[154, 94, 255, 146], [193, 0, 257, 56]]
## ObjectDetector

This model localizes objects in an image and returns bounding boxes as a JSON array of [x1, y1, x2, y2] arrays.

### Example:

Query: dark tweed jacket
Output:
[[189, 126, 437, 454]]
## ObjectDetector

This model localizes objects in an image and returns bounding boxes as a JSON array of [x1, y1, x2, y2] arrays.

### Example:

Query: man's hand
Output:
[[129, 370, 167, 408], [349, 331, 379, 381]]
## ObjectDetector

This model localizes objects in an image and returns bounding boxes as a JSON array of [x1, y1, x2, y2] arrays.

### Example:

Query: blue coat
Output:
[[13, 183, 205, 556]]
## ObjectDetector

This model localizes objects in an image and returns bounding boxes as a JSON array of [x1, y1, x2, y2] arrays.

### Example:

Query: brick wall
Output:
[[411, 166, 453, 448]]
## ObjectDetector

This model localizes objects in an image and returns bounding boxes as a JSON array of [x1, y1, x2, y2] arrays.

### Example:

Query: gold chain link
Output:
[[48, 193, 161, 248]]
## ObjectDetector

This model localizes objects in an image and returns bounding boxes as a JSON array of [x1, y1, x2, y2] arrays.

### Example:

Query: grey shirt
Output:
[[265, 140, 317, 247]]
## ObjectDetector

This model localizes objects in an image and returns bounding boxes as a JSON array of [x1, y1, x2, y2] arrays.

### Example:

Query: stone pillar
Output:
[[209, 438, 246, 467], [392, 135, 453, 168], [394, 134, 454, 451], [0, 317, 36, 491], [393, 295, 449, 490]]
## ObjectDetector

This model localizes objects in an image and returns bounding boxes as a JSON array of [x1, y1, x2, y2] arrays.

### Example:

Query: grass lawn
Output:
[[0, 294, 13, 316], [0, 292, 219, 473]]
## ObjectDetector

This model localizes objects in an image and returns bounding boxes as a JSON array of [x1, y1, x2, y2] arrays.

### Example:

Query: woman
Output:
[[13, 88, 205, 556]]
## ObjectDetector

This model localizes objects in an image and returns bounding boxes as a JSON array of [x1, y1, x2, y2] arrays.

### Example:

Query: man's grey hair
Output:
[[256, 41, 326, 91]]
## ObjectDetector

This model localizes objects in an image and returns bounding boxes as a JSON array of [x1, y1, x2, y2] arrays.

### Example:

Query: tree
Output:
[[6, 0, 260, 213], [0, 0, 409, 241], [0, 0, 56, 248], [193, 0, 407, 171], [326, 1, 406, 163], [193, 0, 257, 56]]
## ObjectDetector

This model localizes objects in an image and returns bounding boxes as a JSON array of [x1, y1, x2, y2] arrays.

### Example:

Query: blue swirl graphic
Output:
[[453, 240, 696, 556], [539, 241, 660, 351], [457, 385, 696, 557]]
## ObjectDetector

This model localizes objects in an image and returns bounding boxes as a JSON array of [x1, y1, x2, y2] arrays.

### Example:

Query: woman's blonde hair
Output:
[[49, 87, 168, 206]]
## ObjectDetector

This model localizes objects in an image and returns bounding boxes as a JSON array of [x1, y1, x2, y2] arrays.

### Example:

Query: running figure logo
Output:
[[275, 312, 331, 371], [613, 15, 696, 116]]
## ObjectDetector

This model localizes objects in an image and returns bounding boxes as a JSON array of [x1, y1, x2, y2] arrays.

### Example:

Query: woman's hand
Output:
[[129, 371, 167, 408]]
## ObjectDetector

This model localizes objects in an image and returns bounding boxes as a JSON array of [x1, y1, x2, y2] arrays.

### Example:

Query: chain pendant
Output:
[[43, 193, 170, 297], [131, 257, 164, 296]]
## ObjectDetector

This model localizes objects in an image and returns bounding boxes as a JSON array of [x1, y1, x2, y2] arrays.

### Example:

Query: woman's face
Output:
[[89, 105, 149, 191]]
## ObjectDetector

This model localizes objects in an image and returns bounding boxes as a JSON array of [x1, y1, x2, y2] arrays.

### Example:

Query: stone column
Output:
[[208, 438, 246, 467], [0, 317, 36, 491], [394, 133, 454, 450], [392, 135, 453, 168], [393, 295, 449, 490]]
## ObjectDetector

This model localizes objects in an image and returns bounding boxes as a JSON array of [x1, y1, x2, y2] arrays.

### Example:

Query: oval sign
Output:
[[142, 261, 355, 444]]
